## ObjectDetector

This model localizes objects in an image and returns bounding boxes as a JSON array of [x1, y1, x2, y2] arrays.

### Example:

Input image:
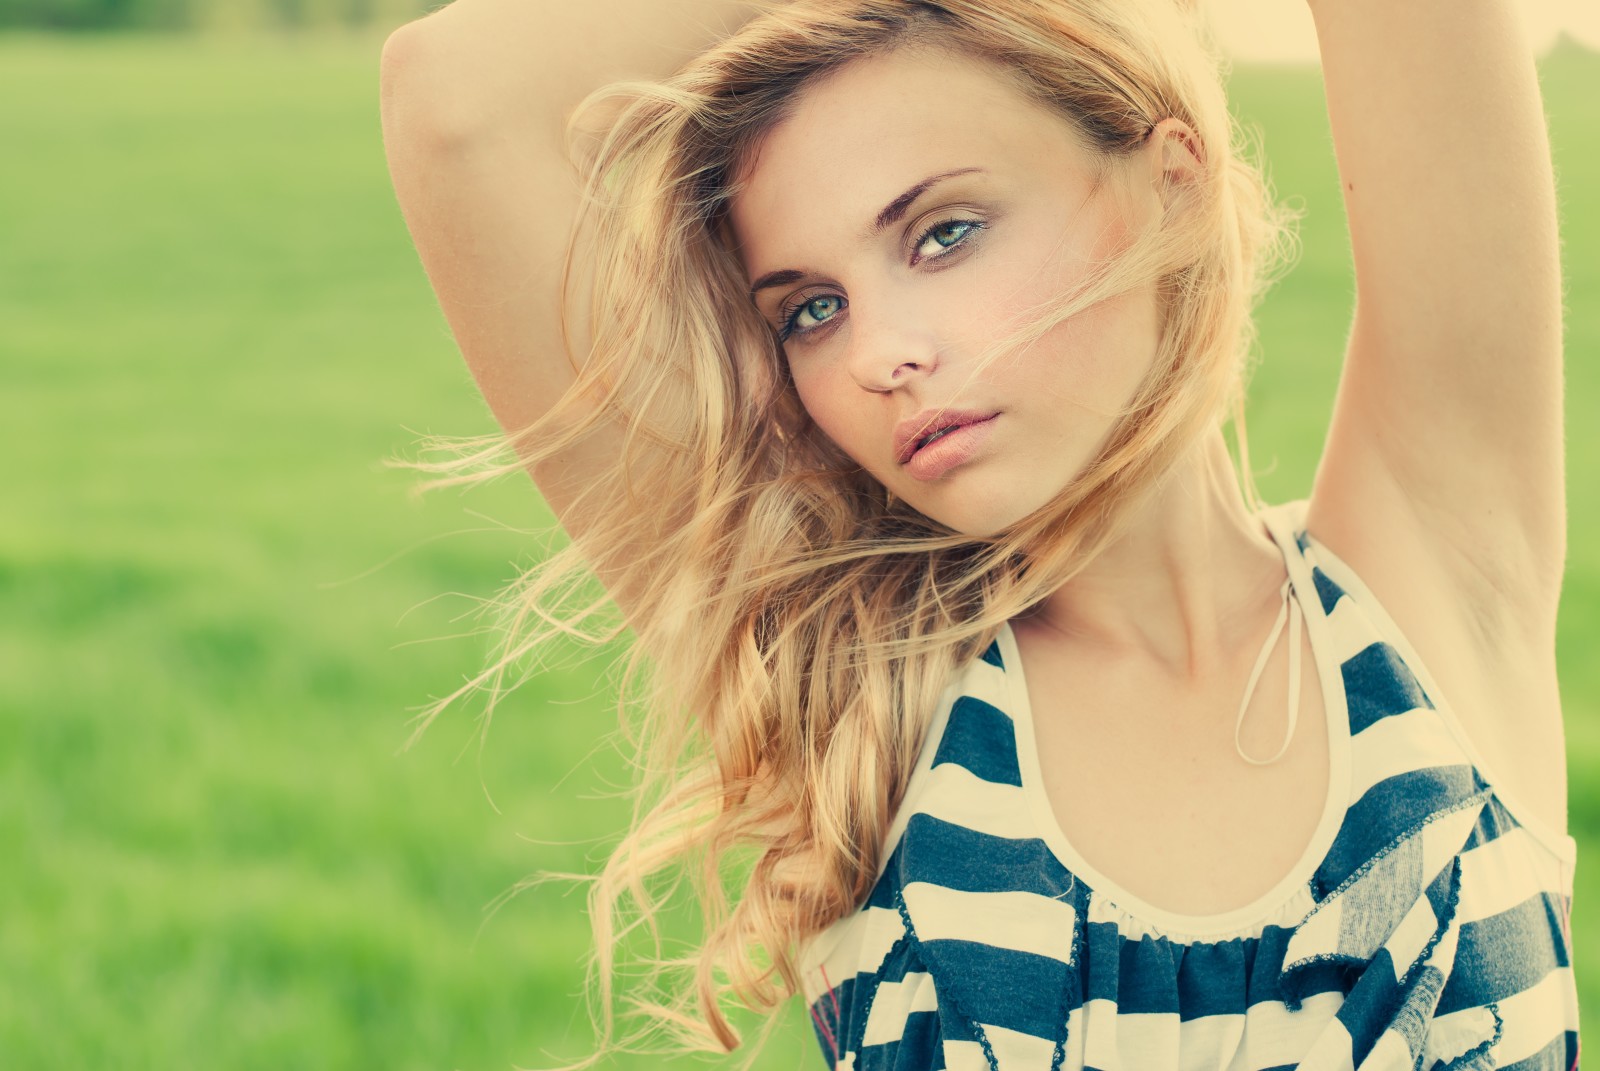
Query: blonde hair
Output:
[[399, 0, 1301, 1062]]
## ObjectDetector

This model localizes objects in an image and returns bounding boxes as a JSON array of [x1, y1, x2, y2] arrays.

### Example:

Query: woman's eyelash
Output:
[[777, 294, 845, 342], [910, 218, 984, 263], [776, 217, 987, 342]]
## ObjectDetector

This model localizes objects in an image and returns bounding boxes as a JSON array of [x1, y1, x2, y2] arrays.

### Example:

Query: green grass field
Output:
[[0, 28, 1594, 1070]]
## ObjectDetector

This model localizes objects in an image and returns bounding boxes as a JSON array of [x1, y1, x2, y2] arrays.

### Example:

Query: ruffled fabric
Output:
[[801, 500, 1577, 1071], [1280, 781, 1500, 1071], [822, 737, 1500, 1071]]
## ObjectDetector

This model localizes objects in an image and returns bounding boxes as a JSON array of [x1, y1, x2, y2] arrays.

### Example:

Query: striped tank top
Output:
[[798, 498, 1580, 1071]]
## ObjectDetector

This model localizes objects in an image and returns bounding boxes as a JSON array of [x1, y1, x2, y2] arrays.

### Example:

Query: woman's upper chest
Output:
[[1011, 610, 1336, 920], [1006, 516, 1570, 920]]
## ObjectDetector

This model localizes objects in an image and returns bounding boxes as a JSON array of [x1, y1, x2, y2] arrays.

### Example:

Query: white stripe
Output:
[[1420, 800, 1488, 878], [1424, 1003, 1502, 1067], [1076, 998, 1122, 1071], [801, 904, 904, 1003], [1361, 1028, 1415, 1070], [939, 1039, 992, 1071], [963, 656, 1011, 710], [1321, 588, 1378, 665], [1480, 967, 1578, 1066], [869, 648, 1008, 895], [860, 971, 939, 1047], [1289, 999, 1357, 1071], [1384, 889, 1456, 978], [1113, 1010, 1180, 1069], [1102, 1000, 1352, 1071], [900, 884, 1077, 963], [1176, 1011, 1244, 1071], [1456, 824, 1567, 924], [1230, 991, 1348, 1071], [915, 760, 1038, 842], [1346, 707, 1458, 801], [980, 1022, 1062, 1067], [1060, 1000, 1093, 1070]]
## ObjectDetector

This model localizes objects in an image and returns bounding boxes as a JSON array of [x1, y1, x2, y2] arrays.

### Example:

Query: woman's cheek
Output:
[[792, 367, 863, 458]]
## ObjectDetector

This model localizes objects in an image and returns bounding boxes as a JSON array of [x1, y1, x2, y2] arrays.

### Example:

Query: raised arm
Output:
[[1299, 0, 1567, 636], [378, 0, 762, 608]]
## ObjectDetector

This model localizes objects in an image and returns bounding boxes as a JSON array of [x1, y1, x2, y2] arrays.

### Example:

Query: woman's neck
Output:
[[1016, 430, 1288, 682]]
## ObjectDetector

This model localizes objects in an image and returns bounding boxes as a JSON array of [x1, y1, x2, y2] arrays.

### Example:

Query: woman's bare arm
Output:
[[1300, 0, 1565, 632], [378, 0, 763, 607]]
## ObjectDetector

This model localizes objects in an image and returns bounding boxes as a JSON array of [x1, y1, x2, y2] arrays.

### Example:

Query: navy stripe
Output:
[[900, 813, 1072, 895], [907, 938, 1072, 1039], [1316, 766, 1479, 893], [1089, 1068, 1300, 1071], [1275, 954, 1359, 1013], [809, 972, 863, 1063], [1237, 923, 1300, 1006], [857, 1008, 946, 1071], [1438, 892, 1573, 1011], [1309, 563, 1343, 615], [871, 938, 928, 986], [1174, 939, 1261, 1019], [831, 914, 1352, 1026], [1342, 641, 1434, 734], [1463, 791, 1525, 851], [983, 905, 1360, 1023], [1326, 946, 1418, 1065], [1103, 935, 1181, 1013], [868, 840, 907, 909], [1424, 848, 1460, 920], [930, 696, 1021, 786], [810, 938, 929, 1061], [979, 639, 1004, 669], [808, 911, 1352, 1021]]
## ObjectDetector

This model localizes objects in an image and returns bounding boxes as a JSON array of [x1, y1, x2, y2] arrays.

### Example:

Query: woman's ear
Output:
[[1146, 116, 1207, 216]]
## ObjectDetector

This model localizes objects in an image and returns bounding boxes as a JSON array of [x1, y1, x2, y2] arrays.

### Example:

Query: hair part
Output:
[[394, 0, 1302, 1064]]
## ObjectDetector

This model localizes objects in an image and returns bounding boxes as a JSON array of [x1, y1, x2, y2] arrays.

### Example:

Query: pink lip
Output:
[[903, 415, 999, 481], [893, 407, 1002, 464]]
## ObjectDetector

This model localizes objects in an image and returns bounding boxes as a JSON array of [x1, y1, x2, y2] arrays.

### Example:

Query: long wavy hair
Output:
[[398, 0, 1301, 1061]]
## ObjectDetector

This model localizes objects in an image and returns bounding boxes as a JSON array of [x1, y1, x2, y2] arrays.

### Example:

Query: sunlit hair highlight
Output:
[[395, 0, 1302, 1064]]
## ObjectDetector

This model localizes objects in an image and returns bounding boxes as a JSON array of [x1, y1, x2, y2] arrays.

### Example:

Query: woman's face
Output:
[[728, 45, 1188, 537]]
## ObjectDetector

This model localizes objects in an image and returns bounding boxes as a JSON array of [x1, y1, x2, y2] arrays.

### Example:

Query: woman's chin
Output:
[[910, 493, 1050, 540]]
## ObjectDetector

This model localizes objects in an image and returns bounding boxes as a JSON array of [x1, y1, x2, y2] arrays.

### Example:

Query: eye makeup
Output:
[[774, 215, 989, 343]]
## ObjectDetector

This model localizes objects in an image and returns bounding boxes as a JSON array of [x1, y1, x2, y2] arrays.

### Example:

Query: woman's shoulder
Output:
[[794, 634, 1014, 986], [1282, 494, 1573, 856]]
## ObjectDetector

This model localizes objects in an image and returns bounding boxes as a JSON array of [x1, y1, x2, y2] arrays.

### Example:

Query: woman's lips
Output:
[[903, 415, 999, 481]]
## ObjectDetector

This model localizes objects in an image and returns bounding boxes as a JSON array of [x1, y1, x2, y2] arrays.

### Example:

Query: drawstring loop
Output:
[[1235, 577, 1302, 765]]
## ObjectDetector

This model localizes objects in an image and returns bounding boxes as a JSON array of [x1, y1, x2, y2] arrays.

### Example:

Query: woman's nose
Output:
[[844, 294, 941, 393]]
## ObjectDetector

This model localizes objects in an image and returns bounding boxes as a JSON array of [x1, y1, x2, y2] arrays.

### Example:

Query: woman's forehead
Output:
[[726, 47, 1098, 267]]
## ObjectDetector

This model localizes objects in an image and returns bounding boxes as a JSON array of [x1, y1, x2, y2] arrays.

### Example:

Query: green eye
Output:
[[913, 218, 984, 261], [779, 293, 846, 340], [801, 296, 843, 324]]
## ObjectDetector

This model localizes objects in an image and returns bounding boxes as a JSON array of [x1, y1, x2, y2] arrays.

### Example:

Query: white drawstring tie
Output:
[[1234, 576, 1301, 765]]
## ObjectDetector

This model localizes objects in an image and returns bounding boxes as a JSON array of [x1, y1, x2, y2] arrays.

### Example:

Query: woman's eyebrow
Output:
[[748, 166, 988, 300], [749, 268, 806, 299], [865, 166, 986, 238]]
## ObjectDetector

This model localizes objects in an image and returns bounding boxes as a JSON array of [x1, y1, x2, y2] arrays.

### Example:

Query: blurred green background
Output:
[[0, 15, 1593, 1071]]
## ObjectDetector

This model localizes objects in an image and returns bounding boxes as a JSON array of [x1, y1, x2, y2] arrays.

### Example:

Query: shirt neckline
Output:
[[998, 499, 1354, 940]]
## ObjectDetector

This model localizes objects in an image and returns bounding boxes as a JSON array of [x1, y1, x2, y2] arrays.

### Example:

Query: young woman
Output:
[[379, 1, 1577, 1067]]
